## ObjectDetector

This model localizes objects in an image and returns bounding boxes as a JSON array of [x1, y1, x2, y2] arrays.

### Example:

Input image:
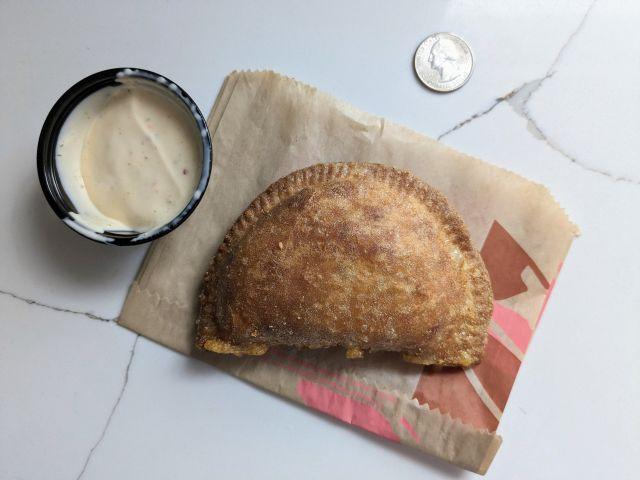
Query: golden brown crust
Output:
[[196, 163, 493, 366]]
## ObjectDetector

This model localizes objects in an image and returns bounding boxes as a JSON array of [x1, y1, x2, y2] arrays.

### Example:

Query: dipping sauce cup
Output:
[[37, 68, 212, 246]]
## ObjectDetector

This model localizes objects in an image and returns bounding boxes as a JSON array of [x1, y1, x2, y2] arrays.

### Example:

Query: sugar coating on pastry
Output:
[[196, 162, 493, 366]]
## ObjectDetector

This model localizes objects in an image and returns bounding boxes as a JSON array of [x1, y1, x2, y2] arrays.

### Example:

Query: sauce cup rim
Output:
[[37, 67, 213, 246]]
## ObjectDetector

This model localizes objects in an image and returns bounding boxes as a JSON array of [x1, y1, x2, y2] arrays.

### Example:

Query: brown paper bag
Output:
[[119, 71, 577, 474]]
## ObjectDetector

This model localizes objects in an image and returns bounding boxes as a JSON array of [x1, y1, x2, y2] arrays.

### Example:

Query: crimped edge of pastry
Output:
[[196, 162, 493, 365]]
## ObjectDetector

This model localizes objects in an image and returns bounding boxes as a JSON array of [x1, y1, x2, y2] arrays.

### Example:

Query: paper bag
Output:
[[119, 71, 577, 474]]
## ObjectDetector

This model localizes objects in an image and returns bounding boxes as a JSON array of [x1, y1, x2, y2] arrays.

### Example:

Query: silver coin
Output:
[[414, 33, 473, 93]]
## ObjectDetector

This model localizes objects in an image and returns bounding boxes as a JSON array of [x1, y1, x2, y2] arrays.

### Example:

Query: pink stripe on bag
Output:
[[400, 417, 420, 443], [492, 302, 533, 353], [535, 265, 561, 328], [296, 379, 400, 442]]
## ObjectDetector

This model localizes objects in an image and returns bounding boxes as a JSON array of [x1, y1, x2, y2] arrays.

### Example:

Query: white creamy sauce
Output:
[[56, 81, 202, 233]]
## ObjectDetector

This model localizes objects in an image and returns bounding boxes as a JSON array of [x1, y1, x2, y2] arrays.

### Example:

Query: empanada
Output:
[[196, 163, 492, 366]]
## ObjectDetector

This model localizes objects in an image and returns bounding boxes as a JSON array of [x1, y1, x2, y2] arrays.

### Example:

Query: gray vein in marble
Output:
[[439, 0, 596, 140], [75, 335, 139, 480], [512, 0, 638, 185], [508, 79, 640, 185], [509, 0, 597, 112], [438, 0, 638, 185], [437, 87, 522, 141], [0, 288, 113, 322], [549, 0, 598, 72]]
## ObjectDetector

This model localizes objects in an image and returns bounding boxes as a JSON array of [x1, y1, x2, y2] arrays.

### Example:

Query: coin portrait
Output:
[[414, 33, 473, 92]]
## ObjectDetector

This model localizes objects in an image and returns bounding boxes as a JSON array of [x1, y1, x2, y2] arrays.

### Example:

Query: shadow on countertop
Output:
[[178, 353, 466, 479], [8, 185, 147, 310]]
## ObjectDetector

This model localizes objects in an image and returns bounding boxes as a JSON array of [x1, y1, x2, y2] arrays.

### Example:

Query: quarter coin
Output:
[[414, 33, 473, 92]]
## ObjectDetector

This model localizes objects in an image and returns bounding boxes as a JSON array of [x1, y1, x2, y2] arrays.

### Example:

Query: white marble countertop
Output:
[[1, 1, 639, 478]]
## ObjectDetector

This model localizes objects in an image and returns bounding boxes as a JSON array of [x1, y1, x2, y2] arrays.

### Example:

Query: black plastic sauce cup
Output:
[[37, 68, 212, 246]]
